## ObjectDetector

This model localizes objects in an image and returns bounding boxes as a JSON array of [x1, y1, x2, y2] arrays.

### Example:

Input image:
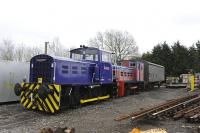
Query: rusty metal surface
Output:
[[115, 94, 200, 123], [115, 94, 197, 121]]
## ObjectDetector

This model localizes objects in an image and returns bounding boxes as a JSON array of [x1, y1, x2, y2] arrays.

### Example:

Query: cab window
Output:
[[71, 53, 83, 60], [71, 48, 99, 61], [102, 51, 111, 62], [85, 49, 98, 61]]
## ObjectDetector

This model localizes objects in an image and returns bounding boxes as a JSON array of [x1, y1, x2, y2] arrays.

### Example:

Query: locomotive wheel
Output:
[[14, 83, 22, 96]]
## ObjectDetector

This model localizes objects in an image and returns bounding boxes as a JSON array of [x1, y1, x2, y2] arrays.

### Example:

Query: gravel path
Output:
[[0, 87, 199, 133]]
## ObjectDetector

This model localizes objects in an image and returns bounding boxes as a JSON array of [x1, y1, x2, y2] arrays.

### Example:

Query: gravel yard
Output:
[[0, 87, 199, 133]]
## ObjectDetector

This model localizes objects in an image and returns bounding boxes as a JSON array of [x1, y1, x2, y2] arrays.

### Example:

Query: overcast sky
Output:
[[0, 0, 200, 54]]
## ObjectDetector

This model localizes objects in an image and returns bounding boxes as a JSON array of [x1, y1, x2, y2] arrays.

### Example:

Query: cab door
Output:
[[99, 62, 112, 84]]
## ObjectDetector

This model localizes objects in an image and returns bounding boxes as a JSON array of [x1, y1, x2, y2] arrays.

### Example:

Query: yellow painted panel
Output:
[[38, 78, 43, 83], [191, 75, 195, 91]]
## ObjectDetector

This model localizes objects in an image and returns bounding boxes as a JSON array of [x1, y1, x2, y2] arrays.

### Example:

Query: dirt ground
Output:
[[0, 87, 199, 133]]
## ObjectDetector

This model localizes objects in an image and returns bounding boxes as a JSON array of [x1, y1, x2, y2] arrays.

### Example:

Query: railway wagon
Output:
[[144, 61, 165, 88], [121, 60, 165, 89], [0, 61, 29, 103]]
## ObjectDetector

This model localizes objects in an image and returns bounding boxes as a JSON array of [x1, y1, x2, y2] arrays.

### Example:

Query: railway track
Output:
[[115, 94, 200, 123]]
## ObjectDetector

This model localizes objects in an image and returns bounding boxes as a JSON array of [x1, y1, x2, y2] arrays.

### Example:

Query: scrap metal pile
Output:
[[115, 94, 200, 123]]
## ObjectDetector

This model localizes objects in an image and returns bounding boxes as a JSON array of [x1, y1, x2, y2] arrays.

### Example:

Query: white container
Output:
[[0, 60, 29, 103]]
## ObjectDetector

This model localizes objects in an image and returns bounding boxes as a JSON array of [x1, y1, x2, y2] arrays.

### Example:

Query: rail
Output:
[[114, 94, 200, 123]]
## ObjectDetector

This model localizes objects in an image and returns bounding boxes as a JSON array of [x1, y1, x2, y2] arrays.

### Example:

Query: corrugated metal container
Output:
[[143, 61, 165, 83], [0, 61, 29, 103]]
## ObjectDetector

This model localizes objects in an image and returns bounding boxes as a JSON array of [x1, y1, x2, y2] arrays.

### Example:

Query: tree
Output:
[[151, 42, 173, 76], [195, 41, 200, 72], [142, 41, 173, 76], [49, 37, 69, 57], [188, 45, 197, 72], [151, 44, 163, 64], [88, 30, 138, 63], [161, 42, 173, 76], [171, 41, 189, 76], [0, 38, 15, 61], [24, 46, 42, 61], [14, 43, 25, 61]]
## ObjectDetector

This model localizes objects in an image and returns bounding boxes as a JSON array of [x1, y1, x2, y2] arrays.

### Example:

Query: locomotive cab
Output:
[[70, 46, 113, 84]]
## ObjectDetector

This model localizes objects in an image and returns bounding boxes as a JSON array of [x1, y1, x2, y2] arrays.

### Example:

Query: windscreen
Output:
[[71, 48, 99, 61]]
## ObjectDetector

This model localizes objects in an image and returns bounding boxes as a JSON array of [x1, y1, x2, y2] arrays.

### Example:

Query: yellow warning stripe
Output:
[[20, 83, 30, 104], [45, 98, 54, 113], [27, 101, 32, 109], [19, 83, 61, 113], [20, 91, 24, 97], [49, 95, 59, 110], [21, 96, 25, 104], [22, 84, 33, 108], [23, 99, 29, 107], [54, 84, 60, 92], [47, 85, 59, 109], [54, 93, 59, 102], [35, 84, 40, 90], [36, 98, 43, 111], [21, 82, 25, 87], [38, 104, 43, 111], [38, 96, 47, 112], [25, 84, 34, 97], [25, 84, 29, 87], [48, 84, 60, 102], [32, 106, 36, 110], [80, 95, 110, 104]]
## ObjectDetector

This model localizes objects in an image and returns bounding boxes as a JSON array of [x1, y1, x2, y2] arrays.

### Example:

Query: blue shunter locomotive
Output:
[[14, 46, 116, 113]]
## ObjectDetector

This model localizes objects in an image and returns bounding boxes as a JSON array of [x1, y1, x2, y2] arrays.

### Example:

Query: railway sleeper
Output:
[[152, 96, 200, 117], [173, 102, 200, 120], [115, 94, 198, 121]]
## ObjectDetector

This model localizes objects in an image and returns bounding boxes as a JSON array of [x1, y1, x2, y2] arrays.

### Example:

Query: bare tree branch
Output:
[[0, 38, 15, 61], [14, 43, 25, 61], [88, 30, 138, 63], [49, 37, 68, 57]]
